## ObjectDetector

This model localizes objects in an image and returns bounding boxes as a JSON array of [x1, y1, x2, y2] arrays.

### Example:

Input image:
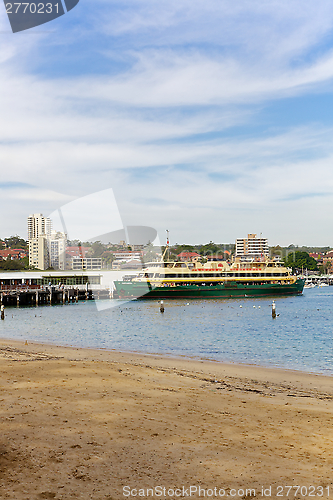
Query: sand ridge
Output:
[[1, 339, 333, 499]]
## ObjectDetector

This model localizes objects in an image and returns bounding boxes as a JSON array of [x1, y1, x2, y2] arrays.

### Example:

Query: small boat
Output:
[[318, 282, 329, 287]]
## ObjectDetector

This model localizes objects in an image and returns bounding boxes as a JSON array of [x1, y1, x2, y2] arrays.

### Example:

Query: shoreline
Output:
[[1, 333, 333, 380], [1, 338, 333, 499]]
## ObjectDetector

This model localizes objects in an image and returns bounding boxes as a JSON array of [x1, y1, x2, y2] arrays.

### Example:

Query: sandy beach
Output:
[[1, 339, 333, 500]]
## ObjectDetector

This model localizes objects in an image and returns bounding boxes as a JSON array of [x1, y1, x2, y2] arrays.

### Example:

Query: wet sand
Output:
[[1, 338, 333, 499]]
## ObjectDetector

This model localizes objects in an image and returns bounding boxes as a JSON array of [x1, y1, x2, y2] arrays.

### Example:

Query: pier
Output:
[[0, 269, 135, 308], [0, 285, 114, 307]]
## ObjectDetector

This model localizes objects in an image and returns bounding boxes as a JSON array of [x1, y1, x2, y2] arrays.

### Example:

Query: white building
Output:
[[28, 236, 49, 270], [28, 214, 66, 270], [72, 258, 102, 270], [112, 250, 143, 268], [48, 231, 67, 270], [27, 213, 52, 240], [235, 233, 269, 261]]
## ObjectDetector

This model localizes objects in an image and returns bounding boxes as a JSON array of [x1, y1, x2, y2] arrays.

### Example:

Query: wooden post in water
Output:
[[17, 293, 20, 307], [1, 305, 5, 320], [36, 291, 39, 306], [76, 288, 78, 303], [272, 300, 276, 319]]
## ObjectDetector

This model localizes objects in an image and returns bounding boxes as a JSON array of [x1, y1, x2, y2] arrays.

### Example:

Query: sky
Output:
[[1, 0, 333, 246]]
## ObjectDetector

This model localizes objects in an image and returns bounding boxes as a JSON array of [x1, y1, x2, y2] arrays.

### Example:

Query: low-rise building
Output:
[[323, 251, 333, 268], [177, 251, 201, 261], [0, 249, 27, 260], [72, 258, 102, 270], [111, 250, 144, 268]]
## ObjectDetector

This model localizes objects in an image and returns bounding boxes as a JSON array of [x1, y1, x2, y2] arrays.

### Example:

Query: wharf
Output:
[[0, 286, 114, 307]]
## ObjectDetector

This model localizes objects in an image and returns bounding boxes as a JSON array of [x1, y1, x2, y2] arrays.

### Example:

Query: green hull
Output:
[[114, 279, 305, 300]]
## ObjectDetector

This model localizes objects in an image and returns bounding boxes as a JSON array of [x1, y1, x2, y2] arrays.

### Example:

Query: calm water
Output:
[[1, 287, 333, 375]]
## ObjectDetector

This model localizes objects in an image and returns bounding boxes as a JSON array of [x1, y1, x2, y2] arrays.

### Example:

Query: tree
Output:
[[3, 235, 28, 250], [0, 259, 24, 270], [143, 242, 159, 263], [90, 241, 107, 258], [199, 242, 221, 256], [284, 251, 318, 272]]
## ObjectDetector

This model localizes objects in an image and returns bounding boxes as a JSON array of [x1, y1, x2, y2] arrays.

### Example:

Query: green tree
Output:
[[0, 259, 24, 270], [284, 251, 318, 271], [199, 241, 221, 256], [4, 235, 28, 250]]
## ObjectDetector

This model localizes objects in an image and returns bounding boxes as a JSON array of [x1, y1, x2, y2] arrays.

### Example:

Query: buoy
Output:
[[160, 301, 164, 313], [239, 305, 242, 308]]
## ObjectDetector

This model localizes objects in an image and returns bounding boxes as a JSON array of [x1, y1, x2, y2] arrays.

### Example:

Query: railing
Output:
[[0, 284, 42, 291]]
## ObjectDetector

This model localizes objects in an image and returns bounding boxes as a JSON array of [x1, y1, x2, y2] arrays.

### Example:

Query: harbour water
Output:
[[1, 286, 333, 375]]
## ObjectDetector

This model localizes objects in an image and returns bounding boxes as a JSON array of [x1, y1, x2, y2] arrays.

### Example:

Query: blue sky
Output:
[[1, 0, 333, 245]]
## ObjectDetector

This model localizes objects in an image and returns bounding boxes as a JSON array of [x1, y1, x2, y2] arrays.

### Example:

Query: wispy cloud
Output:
[[1, 0, 333, 244]]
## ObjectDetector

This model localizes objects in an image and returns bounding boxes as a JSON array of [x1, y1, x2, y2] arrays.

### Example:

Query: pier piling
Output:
[[1, 305, 4, 320]]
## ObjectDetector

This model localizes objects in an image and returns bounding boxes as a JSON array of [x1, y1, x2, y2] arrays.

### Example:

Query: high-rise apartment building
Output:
[[235, 233, 269, 261], [27, 213, 52, 240]]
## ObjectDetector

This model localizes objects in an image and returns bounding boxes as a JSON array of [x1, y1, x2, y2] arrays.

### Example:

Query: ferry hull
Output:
[[114, 280, 305, 300]]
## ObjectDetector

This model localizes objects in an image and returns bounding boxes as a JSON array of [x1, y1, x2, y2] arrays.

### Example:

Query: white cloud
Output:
[[1, 0, 333, 245]]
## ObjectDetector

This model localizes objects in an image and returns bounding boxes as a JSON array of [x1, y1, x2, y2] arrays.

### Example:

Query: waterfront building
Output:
[[235, 234, 269, 262]]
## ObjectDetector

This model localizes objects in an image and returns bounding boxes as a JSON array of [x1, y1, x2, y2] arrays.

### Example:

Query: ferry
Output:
[[114, 255, 305, 300]]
